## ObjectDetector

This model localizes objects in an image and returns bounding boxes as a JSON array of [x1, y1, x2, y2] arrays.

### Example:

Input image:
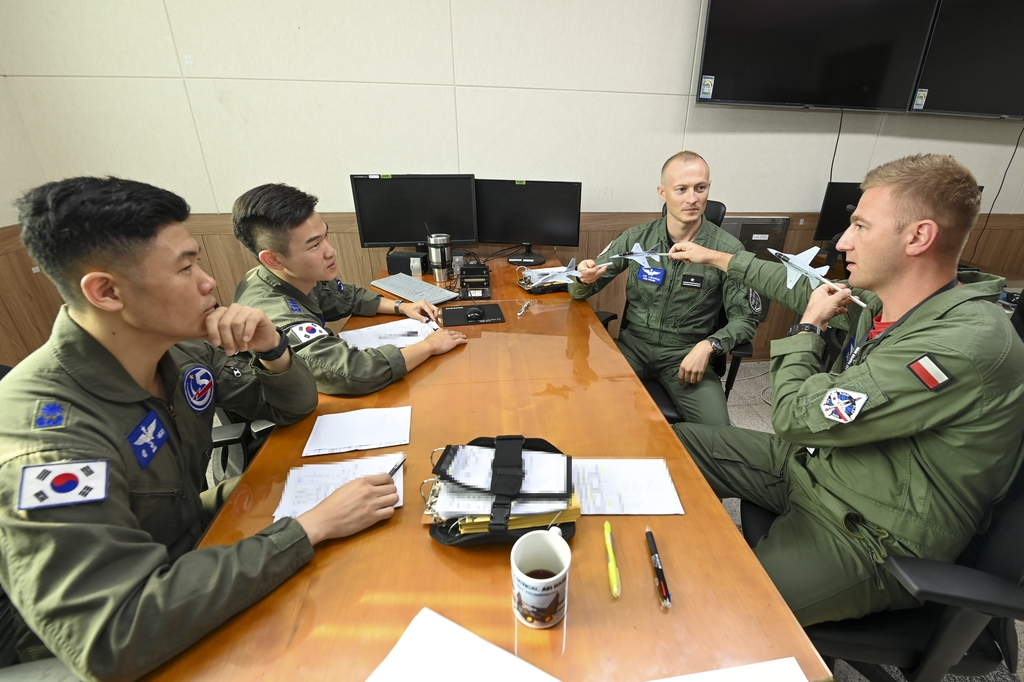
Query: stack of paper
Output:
[[456, 491, 581, 535], [572, 459, 684, 515], [302, 406, 411, 457], [273, 453, 405, 521], [336, 318, 437, 350], [445, 445, 569, 495]]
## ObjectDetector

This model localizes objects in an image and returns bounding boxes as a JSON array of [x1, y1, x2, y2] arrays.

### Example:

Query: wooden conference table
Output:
[[146, 261, 831, 682]]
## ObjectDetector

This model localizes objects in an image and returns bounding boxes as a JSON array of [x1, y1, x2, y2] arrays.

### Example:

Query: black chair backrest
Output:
[[660, 200, 727, 228], [0, 365, 11, 382], [957, 454, 1024, 584]]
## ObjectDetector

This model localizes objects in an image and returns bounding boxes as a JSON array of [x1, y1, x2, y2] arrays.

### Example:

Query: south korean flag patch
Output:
[[289, 322, 329, 347], [820, 388, 868, 424], [19, 460, 109, 510]]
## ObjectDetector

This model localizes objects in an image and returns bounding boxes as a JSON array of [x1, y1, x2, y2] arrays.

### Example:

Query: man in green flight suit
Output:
[[0, 177, 401, 681], [668, 154, 1024, 625], [232, 183, 467, 396], [569, 151, 759, 425]]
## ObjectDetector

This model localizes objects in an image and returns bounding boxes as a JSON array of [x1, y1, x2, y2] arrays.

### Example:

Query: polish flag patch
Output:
[[907, 354, 951, 390]]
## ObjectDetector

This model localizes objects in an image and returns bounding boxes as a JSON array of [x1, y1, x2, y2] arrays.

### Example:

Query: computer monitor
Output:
[[813, 182, 863, 242], [719, 216, 789, 321], [351, 174, 478, 248], [475, 179, 582, 265]]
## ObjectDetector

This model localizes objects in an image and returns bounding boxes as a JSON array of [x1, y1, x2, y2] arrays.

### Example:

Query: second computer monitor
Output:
[[351, 174, 477, 248], [814, 182, 863, 242], [475, 179, 582, 265]]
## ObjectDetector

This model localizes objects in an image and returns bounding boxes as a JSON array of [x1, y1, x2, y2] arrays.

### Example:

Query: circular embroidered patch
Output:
[[182, 366, 215, 412]]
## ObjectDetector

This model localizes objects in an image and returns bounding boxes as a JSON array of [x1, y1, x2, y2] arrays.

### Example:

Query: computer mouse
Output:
[[466, 306, 484, 321]]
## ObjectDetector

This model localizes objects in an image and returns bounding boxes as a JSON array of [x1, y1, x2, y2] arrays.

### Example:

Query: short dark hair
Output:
[[17, 177, 190, 306], [232, 184, 319, 257]]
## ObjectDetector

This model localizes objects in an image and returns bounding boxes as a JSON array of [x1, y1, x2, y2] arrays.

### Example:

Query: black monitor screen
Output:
[[914, 0, 1024, 118], [475, 180, 582, 247], [814, 182, 862, 242], [698, 0, 937, 111], [351, 174, 477, 248]]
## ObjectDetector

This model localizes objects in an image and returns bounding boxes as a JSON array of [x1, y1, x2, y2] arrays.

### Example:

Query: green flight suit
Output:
[[569, 217, 759, 425], [0, 308, 319, 681], [234, 265, 408, 396], [675, 251, 1024, 625]]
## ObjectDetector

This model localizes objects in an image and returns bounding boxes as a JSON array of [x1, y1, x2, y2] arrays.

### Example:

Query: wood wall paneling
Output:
[[0, 295, 29, 368], [0, 248, 63, 358]]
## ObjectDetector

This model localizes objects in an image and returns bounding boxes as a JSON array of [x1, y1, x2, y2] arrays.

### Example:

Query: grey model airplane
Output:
[[608, 243, 670, 269], [768, 247, 868, 308], [528, 259, 581, 287]]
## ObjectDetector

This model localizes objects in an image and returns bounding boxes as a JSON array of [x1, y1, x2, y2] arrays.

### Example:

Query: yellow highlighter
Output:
[[604, 521, 621, 599]]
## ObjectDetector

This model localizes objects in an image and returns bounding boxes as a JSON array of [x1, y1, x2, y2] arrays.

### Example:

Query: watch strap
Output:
[[394, 299, 405, 315], [252, 327, 290, 361], [787, 323, 823, 337]]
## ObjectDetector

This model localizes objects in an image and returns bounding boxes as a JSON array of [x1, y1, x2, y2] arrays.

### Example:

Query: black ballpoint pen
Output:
[[387, 455, 406, 478], [646, 527, 672, 608]]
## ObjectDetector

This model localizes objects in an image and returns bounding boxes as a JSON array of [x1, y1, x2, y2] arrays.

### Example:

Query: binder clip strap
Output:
[[487, 435, 524, 533]]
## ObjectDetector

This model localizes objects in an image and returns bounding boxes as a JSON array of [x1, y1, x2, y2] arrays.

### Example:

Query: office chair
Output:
[[595, 199, 752, 423], [739, 463, 1024, 682], [0, 365, 11, 382], [210, 409, 275, 484]]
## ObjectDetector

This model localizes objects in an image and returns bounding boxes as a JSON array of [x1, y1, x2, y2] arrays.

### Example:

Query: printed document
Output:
[[336, 318, 437, 350], [273, 453, 405, 521], [301, 406, 411, 457], [572, 459, 684, 515]]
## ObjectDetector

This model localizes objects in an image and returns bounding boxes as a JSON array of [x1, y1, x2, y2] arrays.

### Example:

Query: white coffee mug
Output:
[[510, 527, 571, 629]]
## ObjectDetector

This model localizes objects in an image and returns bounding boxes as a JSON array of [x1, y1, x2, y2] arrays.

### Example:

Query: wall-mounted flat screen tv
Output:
[[698, 0, 937, 112]]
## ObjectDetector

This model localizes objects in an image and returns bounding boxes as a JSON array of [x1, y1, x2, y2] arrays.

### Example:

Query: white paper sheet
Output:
[[571, 459, 684, 515], [434, 480, 567, 519], [301, 406, 411, 457], [647, 657, 808, 682], [273, 453, 405, 522], [336, 318, 437, 350], [366, 607, 561, 682], [447, 445, 568, 494]]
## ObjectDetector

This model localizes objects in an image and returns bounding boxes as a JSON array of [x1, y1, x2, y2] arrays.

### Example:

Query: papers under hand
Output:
[[336, 318, 437, 350], [302, 406, 411, 457], [273, 452, 405, 522], [366, 608, 561, 682], [572, 459, 684, 515]]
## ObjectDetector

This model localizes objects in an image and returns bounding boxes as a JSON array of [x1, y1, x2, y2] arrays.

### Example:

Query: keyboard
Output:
[[371, 273, 460, 305]]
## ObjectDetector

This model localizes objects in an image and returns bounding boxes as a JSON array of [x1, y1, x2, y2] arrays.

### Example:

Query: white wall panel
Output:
[[457, 87, 688, 212], [7, 77, 216, 212], [0, 0, 178, 77], [871, 115, 1024, 214], [451, 0, 699, 95], [0, 78, 45, 225], [683, 102, 845, 212], [186, 79, 459, 212], [166, 0, 454, 84]]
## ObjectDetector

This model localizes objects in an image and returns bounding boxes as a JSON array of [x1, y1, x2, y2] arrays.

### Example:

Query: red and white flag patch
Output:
[[907, 354, 951, 390]]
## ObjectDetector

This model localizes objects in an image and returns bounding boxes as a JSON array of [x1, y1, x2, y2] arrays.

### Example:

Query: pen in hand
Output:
[[646, 527, 671, 608], [604, 521, 621, 598], [387, 455, 406, 478]]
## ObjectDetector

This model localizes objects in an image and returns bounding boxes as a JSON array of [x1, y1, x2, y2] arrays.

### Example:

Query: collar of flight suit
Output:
[[253, 264, 326, 316], [48, 306, 184, 405]]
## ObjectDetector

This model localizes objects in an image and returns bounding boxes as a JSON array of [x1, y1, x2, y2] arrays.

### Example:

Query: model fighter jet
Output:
[[607, 243, 671, 269], [527, 259, 582, 287], [768, 247, 868, 308]]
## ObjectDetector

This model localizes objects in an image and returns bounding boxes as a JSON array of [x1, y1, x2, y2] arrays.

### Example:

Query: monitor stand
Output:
[[507, 243, 546, 266]]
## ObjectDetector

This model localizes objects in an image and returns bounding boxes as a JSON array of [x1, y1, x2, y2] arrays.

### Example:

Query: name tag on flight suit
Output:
[[637, 267, 665, 285], [680, 274, 704, 289]]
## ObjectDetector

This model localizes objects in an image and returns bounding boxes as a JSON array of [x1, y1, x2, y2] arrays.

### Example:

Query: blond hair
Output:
[[861, 154, 981, 260], [661, 151, 709, 179]]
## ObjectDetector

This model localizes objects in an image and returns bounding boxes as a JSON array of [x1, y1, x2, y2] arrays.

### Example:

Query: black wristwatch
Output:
[[394, 299, 405, 315], [787, 323, 823, 337], [252, 327, 290, 361], [707, 337, 725, 356]]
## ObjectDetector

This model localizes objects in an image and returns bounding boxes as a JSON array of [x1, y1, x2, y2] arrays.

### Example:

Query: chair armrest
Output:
[[211, 423, 247, 448], [885, 554, 1024, 620], [595, 311, 618, 330], [250, 420, 276, 440], [729, 340, 753, 359]]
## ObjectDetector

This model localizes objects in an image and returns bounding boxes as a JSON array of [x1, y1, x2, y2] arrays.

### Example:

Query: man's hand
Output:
[[400, 300, 439, 323], [678, 340, 715, 384], [668, 243, 732, 271], [422, 328, 468, 355], [576, 259, 610, 284], [801, 283, 852, 330], [205, 303, 280, 356], [297, 474, 399, 546]]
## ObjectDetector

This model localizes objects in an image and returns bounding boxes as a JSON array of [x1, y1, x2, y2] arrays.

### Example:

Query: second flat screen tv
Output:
[[698, 0, 937, 111]]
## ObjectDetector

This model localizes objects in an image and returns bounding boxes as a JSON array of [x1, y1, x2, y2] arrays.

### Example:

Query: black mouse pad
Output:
[[441, 303, 505, 326]]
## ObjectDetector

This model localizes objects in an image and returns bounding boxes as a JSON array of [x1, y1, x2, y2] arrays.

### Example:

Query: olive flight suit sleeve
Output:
[[567, 230, 635, 300], [708, 245, 759, 354], [207, 342, 318, 424], [0, 456, 313, 682], [315, 280, 381, 321]]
